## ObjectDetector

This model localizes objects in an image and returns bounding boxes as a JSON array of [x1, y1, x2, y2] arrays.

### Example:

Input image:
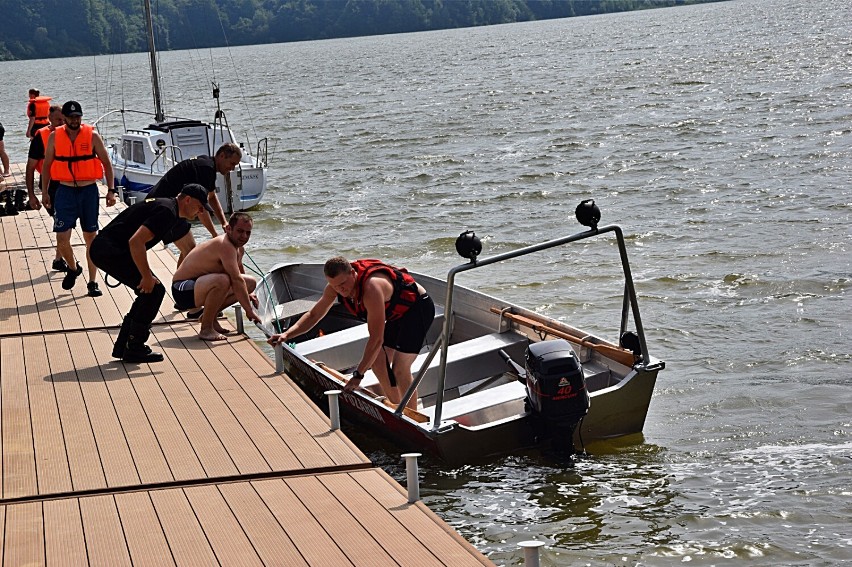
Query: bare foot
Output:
[[213, 321, 232, 335], [199, 330, 228, 341]]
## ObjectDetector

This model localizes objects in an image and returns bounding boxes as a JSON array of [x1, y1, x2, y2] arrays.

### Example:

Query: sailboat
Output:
[[94, 0, 268, 213]]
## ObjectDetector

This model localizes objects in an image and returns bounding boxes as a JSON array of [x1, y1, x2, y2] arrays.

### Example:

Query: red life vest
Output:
[[50, 124, 104, 183], [27, 96, 52, 125], [34, 125, 54, 174], [339, 259, 420, 322]]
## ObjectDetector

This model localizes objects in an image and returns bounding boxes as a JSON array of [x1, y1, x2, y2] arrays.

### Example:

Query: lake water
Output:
[[1, 0, 850, 564]]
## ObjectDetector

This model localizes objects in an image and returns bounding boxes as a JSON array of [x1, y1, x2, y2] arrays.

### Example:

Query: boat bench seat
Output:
[[296, 307, 445, 371], [274, 294, 324, 320], [419, 381, 528, 426], [404, 331, 529, 399]]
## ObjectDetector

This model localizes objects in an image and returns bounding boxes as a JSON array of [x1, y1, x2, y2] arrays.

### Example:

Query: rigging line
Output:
[[215, 8, 260, 144], [243, 250, 283, 334]]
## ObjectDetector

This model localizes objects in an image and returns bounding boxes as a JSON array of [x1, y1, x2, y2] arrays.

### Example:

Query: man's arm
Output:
[[92, 132, 116, 207], [354, 277, 390, 376], [197, 208, 218, 237], [40, 133, 55, 207], [207, 191, 228, 229], [267, 286, 336, 345], [221, 242, 259, 321], [129, 226, 158, 293], [25, 158, 41, 210]]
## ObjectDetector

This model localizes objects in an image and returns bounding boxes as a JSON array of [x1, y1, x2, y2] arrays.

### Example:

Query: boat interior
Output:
[[262, 264, 628, 429]]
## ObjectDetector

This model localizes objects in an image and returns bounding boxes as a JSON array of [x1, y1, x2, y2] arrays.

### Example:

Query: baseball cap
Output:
[[179, 183, 215, 213], [61, 101, 83, 117]]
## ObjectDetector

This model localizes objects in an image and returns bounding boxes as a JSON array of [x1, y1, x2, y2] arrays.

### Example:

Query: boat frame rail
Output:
[[394, 224, 652, 431]]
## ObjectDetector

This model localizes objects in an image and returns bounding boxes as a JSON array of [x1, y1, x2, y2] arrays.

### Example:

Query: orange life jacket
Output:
[[339, 259, 420, 322], [27, 96, 52, 125], [34, 125, 54, 174], [50, 124, 104, 183]]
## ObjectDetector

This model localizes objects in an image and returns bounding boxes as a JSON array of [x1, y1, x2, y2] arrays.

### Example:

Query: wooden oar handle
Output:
[[490, 307, 636, 367]]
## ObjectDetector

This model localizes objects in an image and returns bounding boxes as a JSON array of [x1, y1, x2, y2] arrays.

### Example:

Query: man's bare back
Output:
[[173, 233, 241, 282]]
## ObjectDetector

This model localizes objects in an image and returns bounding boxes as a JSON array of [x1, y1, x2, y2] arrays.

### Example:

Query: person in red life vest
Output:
[[40, 100, 117, 297], [268, 257, 436, 411], [24, 105, 67, 269], [26, 88, 52, 140]]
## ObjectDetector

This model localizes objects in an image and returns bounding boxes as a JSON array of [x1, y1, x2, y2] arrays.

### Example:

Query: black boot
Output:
[[123, 321, 164, 363], [14, 190, 26, 211], [112, 316, 133, 359], [2, 191, 16, 216]]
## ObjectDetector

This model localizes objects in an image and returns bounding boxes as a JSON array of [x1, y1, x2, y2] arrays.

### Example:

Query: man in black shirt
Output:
[[90, 184, 213, 363], [147, 142, 242, 267]]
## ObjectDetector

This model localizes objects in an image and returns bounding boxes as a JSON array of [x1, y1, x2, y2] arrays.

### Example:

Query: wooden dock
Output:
[[0, 167, 492, 566]]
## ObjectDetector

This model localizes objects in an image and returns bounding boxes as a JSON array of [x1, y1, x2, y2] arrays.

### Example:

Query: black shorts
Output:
[[172, 279, 197, 310], [0, 122, 5, 140], [160, 219, 192, 245], [383, 294, 436, 354]]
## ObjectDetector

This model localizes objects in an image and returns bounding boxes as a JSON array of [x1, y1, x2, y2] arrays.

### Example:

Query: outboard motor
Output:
[[524, 339, 590, 456]]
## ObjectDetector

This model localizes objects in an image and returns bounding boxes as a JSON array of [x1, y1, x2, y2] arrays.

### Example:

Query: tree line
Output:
[[0, 0, 726, 61]]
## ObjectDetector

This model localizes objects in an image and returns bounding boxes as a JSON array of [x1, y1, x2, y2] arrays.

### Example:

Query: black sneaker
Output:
[[52, 258, 68, 272], [87, 281, 103, 297], [62, 262, 83, 290]]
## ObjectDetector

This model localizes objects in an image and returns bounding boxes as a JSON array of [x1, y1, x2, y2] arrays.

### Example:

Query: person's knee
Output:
[[245, 275, 257, 292]]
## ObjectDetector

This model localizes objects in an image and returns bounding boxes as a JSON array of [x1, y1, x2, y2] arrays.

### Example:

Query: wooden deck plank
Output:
[[149, 488, 220, 567], [68, 333, 142, 489], [352, 469, 493, 566], [0, 217, 23, 252], [176, 335, 304, 472], [152, 326, 272, 476], [0, 252, 21, 336], [43, 333, 107, 493], [146, 368, 239, 480], [2, 501, 44, 566], [89, 330, 206, 483], [10, 248, 44, 335], [322, 472, 445, 567], [1, 336, 38, 500], [184, 484, 264, 566], [43, 498, 88, 565], [252, 478, 354, 566], [79, 495, 132, 567], [115, 491, 177, 567], [219, 481, 308, 566], [24, 334, 73, 496], [287, 475, 396, 567]]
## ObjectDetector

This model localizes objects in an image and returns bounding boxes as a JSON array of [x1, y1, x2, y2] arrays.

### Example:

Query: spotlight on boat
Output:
[[575, 199, 601, 229], [455, 230, 482, 262]]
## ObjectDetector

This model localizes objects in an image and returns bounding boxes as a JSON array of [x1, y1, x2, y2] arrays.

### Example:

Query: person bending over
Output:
[[268, 257, 435, 410]]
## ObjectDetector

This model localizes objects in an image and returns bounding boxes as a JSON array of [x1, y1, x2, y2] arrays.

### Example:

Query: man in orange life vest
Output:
[[26, 88, 51, 140], [25, 105, 67, 269], [41, 100, 116, 297], [268, 257, 436, 411]]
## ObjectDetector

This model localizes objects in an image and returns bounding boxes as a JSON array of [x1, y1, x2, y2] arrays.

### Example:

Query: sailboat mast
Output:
[[144, 0, 165, 123]]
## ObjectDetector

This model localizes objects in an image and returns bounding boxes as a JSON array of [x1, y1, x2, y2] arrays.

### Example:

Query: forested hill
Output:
[[0, 0, 726, 61]]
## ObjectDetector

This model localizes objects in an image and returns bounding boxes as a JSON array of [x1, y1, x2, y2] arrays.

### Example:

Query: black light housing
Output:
[[455, 230, 482, 261], [575, 199, 601, 229]]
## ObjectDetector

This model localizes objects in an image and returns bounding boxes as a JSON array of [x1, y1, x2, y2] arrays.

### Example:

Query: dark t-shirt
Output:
[[28, 132, 46, 160], [99, 198, 181, 249], [147, 155, 216, 198]]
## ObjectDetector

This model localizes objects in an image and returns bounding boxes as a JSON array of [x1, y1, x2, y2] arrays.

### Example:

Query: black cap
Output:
[[179, 183, 215, 213], [61, 100, 83, 117]]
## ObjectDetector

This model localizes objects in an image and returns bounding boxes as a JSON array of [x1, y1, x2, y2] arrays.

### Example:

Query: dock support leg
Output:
[[402, 453, 422, 503], [234, 305, 245, 334], [519, 541, 545, 567], [325, 390, 342, 431]]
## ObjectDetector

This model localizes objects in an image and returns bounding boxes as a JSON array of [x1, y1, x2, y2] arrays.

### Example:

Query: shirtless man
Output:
[[171, 211, 260, 340]]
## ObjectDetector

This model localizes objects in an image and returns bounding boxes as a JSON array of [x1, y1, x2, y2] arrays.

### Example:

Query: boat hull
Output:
[[258, 262, 664, 463]]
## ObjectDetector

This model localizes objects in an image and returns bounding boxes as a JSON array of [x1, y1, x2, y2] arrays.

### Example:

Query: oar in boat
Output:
[[490, 308, 636, 367]]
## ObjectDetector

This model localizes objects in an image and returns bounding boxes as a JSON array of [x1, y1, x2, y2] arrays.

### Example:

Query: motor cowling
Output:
[[524, 339, 590, 455]]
